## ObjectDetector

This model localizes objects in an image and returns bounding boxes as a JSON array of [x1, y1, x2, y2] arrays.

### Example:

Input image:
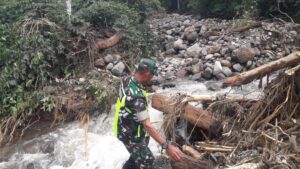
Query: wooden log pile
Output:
[[151, 52, 300, 169]]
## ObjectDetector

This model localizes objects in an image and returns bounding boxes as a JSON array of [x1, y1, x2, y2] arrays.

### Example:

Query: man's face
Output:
[[141, 71, 154, 84]]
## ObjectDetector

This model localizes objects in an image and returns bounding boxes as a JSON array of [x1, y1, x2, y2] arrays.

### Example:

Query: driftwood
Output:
[[231, 22, 262, 33], [151, 93, 222, 138], [195, 142, 235, 152], [182, 145, 202, 160], [95, 32, 123, 49], [223, 51, 300, 87], [171, 155, 212, 169]]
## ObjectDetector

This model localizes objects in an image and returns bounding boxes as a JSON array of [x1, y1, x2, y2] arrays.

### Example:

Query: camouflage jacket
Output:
[[117, 76, 149, 142]]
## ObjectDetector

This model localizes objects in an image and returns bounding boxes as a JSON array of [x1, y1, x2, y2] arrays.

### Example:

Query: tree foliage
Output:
[[160, 0, 300, 22], [0, 0, 158, 121]]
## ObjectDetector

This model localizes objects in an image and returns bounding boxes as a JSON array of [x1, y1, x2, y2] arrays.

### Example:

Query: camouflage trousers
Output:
[[120, 136, 154, 169]]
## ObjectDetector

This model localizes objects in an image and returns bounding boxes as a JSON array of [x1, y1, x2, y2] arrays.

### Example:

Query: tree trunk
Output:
[[231, 22, 262, 33], [171, 155, 212, 169], [223, 51, 300, 87], [151, 94, 222, 138], [95, 32, 123, 49]]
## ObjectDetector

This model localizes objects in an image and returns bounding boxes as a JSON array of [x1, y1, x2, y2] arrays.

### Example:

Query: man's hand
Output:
[[141, 119, 183, 161], [166, 144, 184, 161]]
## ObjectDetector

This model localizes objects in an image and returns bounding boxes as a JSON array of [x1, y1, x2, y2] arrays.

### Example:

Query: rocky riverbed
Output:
[[96, 13, 299, 82], [150, 13, 299, 81]]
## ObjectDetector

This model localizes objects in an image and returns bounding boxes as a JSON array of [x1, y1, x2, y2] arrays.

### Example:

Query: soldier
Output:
[[114, 58, 183, 169]]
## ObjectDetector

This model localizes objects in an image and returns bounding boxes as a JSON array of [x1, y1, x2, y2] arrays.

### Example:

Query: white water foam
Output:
[[0, 79, 265, 169]]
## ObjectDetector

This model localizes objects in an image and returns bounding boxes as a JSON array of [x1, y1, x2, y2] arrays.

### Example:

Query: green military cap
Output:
[[138, 58, 158, 76]]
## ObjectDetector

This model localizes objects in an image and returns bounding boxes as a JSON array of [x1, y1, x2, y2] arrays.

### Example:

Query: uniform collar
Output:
[[131, 76, 146, 90]]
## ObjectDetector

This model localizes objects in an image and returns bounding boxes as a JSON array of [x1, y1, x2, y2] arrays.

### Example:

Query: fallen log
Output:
[[182, 145, 202, 160], [171, 155, 212, 169], [151, 93, 222, 138], [195, 142, 235, 152], [223, 51, 300, 87], [95, 32, 123, 49], [231, 22, 262, 33]]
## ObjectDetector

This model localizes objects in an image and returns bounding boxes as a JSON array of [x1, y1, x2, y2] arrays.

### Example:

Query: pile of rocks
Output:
[[95, 54, 126, 76], [150, 14, 299, 81]]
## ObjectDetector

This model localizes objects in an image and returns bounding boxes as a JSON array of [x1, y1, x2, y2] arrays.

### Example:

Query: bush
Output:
[[0, 0, 70, 119]]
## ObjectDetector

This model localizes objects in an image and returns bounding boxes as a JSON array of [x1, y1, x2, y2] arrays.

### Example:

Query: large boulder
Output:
[[202, 67, 213, 79], [183, 26, 198, 43], [185, 32, 198, 43], [232, 47, 257, 64], [111, 62, 125, 76], [213, 61, 223, 75], [104, 54, 114, 63], [187, 43, 201, 57], [173, 39, 185, 50]]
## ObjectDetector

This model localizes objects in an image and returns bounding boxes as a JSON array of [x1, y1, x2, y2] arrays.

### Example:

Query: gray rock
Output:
[[194, 22, 202, 28], [176, 69, 188, 78], [204, 63, 214, 69], [166, 30, 172, 35], [178, 44, 188, 50], [111, 62, 125, 76], [220, 48, 228, 55], [165, 71, 176, 80], [215, 73, 226, 80], [165, 35, 174, 41], [104, 54, 114, 63], [232, 47, 256, 64], [94, 58, 105, 68], [209, 36, 219, 41], [165, 48, 176, 55], [106, 63, 114, 70], [221, 60, 232, 67], [185, 58, 199, 66], [222, 67, 232, 77], [173, 39, 184, 50], [200, 25, 207, 34], [185, 66, 193, 74], [192, 62, 202, 74], [214, 53, 221, 57], [213, 61, 223, 75], [191, 73, 202, 81], [165, 43, 173, 51], [207, 46, 221, 54], [203, 67, 213, 79], [290, 30, 297, 36], [186, 32, 198, 43], [183, 19, 190, 25], [201, 47, 208, 56], [233, 63, 243, 72], [207, 82, 222, 91], [205, 54, 214, 60], [27, 163, 35, 169], [246, 61, 253, 68], [187, 43, 201, 57], [114, 54, 122, 62]]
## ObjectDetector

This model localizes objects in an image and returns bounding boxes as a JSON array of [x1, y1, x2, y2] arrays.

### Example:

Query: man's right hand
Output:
[[166, 144, 184, 161]]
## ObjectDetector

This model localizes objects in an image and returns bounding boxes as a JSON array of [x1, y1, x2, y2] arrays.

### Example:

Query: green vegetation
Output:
[[0, 0, 158, 122], [160, 0, 299, 22]]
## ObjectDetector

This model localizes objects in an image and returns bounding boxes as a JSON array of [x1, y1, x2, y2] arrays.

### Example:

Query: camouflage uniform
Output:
[[116, 76, 154, 169]]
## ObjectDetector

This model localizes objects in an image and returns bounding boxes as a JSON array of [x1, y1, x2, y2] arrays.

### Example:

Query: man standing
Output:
[[114, 58, 183, 169]]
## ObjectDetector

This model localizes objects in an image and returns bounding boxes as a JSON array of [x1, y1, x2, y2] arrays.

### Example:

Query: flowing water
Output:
[[0, 79, 266, 169]]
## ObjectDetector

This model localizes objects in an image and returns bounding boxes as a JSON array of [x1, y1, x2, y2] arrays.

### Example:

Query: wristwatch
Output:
[[162, 140, 171, 150]]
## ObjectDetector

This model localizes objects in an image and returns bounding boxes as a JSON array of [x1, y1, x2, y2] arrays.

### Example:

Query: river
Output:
[[0, 79, 265, 169]]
